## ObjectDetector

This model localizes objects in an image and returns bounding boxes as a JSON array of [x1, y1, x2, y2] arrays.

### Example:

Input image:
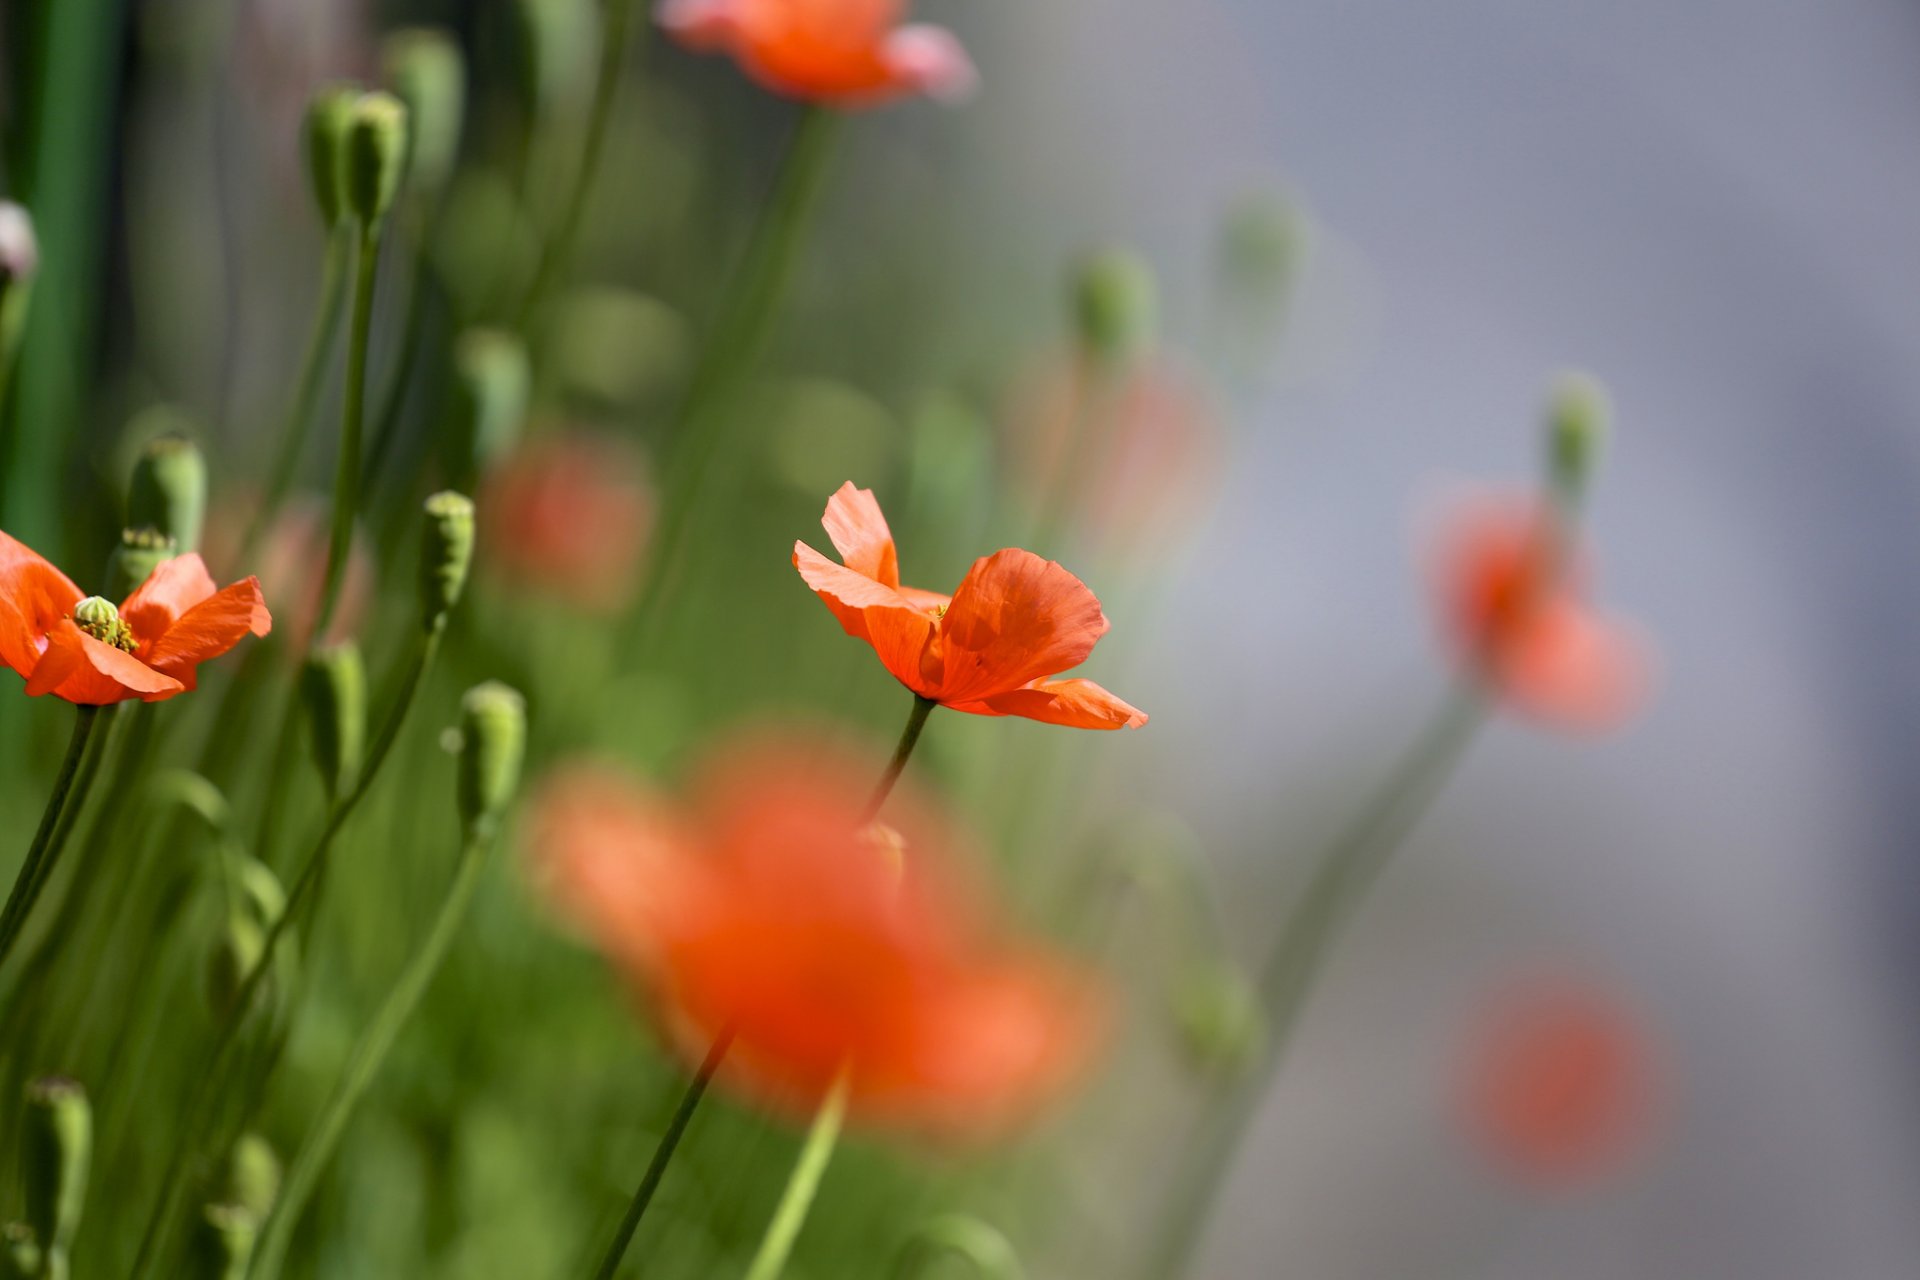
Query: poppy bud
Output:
[[188, 1204, 256, 1280], [72, 597, 136, 652], [105, 528, 176, 602], [513, 0, 596, 118], [383, 28, 467, 196], [223, 1133, 281, 1223], [302, 643, 367, 802], [0, 1224, 37, 1280], [0, 202, 37, 287], [1546, 371, 1609, 503], [1072, 248, 1157, 366], [448, 329, 529, 484], [419, 491, 477, 630], [22, 1078, 90, 1277], [457, 682, 527, 834], [128, 431, 208, 554], [303, 85, 360, 229], [1173, 961, 1265, 1078], [1219, 190, 1305, 314], [205, 916, 267, 1022], [344, 93, 410, 230]]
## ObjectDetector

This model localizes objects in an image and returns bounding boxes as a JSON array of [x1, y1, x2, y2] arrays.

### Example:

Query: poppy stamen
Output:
[[71, 597, 137, 653]]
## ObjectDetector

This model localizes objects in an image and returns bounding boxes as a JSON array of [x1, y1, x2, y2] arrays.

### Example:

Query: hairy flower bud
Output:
[[128, 431, 208, 554], [457, 682, 526, 834], [419, 491, 476, 629], [22, 1078, 90, 1275], [105, 528, 176, 602], [223, 1134, 282, 1223], [302, 643, 367, 802], [383, 28, 467, 195], [1547, 371, 1609, 504], [303, 85, 360, 229], [188, 1204, 256, 1280], [449, 329, 529, 485], [345, 93, 410, 229], [1073, 248, 1157, 366]]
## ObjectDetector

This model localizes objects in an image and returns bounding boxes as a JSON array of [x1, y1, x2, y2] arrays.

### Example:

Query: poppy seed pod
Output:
[[419, 491, 477, 629], [0, 202, 37, 286], [302, 643, 367, 802], [344, 93, 410, 229], [303, 85, 360, 228], [22, 1078, 90, 1275], [457, 682, 526, 834], [1547, 372, 1609, 503], [449, 330, 529, 484], [223, 1133, 282, 1223], [0, 1223, 37, 1280], [383, 28, 467, 195], [104, 528, 177, 603], [189, 1203, 256, 1280], [128, 432, 208, 554], [1072, 248, 1157, 366]]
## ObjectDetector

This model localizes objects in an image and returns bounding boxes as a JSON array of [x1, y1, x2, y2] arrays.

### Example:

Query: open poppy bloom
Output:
[[531, 741, 1104, 1133], [658, 0, 977, 107], [794, 483, 1147, 730], [0, 532, 271, 705], [1431, 493, 1646, 731]]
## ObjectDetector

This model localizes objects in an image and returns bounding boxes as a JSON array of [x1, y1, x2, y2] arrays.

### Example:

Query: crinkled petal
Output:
[[1492, 600, 1648, 733], [794, 542, 933, 690], [141, 578, 271, 690], [121, 553, 218, 647], [27, 621, 184, 705], [930, 549, 1109, 704], [0, 531, 80, 679], [819, 482, 900, 587], [959, 677, 1148, 730]]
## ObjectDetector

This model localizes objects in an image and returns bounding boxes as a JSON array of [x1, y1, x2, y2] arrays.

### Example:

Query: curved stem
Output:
[[1140, 684, 1489, 1280], [889, 1216, 1025, 1280], [0, 705, 101, 975], [587, 1029, 735, 1280], [867, 694, 936, 821], [311, 224, 382, 643], [742, 1070, 850, 1280]]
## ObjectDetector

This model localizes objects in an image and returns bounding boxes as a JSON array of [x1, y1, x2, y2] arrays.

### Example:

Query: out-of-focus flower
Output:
[[480, 432, 654, 614], [207, 496, 373, 650], [0, 202, 38, 285], [1003, 352, 1223, 557], [1430, 493, 1647, 731], [795, 483, 1147, 729], [0, 534, 270, 705], [529, 740, 1104, 1134], [1459, 975, 1662, 1188], [658, 0, 977, 107]]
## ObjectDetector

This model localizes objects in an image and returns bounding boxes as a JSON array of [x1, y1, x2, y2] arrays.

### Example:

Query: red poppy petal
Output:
[[794, 542, 933, 690], [932, 549, 1110, 704], [966, 678, 1148, 730], [1493, 600, 1648, 732], [880, 25, 977, 102], [0, 531, 81, 678], [142, 578, 272, 690], [27, 622, 184, 704], [120, 553, 218, 645], [819, 482, 900, 588]]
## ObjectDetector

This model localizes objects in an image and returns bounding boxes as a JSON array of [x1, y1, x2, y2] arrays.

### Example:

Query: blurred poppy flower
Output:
[[206, 495, 374, 650], [530, 741, 1104, 1134], [658, 0, 977, 107], [481, 432, 654, 615], [0, 533, 270, 705], [1460, 975, 1662, 1188], [794, 483, 1147, 729], [1431, 493, 1647, 731]]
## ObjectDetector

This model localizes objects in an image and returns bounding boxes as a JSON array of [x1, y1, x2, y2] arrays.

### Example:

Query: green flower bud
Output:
[[105, 528, 177, 601], [448, 329, 529, 484], [128, 431, 208, 554], [419, 491, 477, 629], [303, 85, 360, 229], [1546, 371, 1609, 503], [345, 93, 410, 229], [22, 1078, 90, 1272], [1219, 189, 1306, 314], [0, 1223, 38, 1280], [223, 1134, 281, 1223], [383, 28, 467, 195], [457, 682, 526, 834], [188, 1204, 256, 1280], [513, 0, 596, 118], [302, 643, 367, 802], [1174, 962, 1265, 1078], [205, 915, 266, 1022], [1072, 247, 1157, 365], [72, 597, 136, 653]]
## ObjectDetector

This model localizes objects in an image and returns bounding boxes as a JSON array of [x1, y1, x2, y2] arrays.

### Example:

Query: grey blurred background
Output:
[[960, 1, 1920, 1275]]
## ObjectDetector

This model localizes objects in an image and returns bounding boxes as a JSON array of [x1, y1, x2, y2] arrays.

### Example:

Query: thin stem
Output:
[[889, 1216, 1025, 1280], [517, 0, 640, 327], [588, 1030, 735, 1280], [0, 705, 101, 975], [867, 694, 936, 820], [312, 223, 382, 643], [1139, 684, 1489, 1280], [248, 820, 496, 1280], [742, 1070, 850, 1280]]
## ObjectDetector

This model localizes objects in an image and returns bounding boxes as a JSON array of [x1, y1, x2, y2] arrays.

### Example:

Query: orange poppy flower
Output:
[[658, 0, 977, 107], [793, 483, 1147, 730], [1460, 975, 1662, 1188], [530, 741, 1104, 1133], [1431, 493, 1646, 731], [481, 432, 654, 615], [0, 533, 270, 705]]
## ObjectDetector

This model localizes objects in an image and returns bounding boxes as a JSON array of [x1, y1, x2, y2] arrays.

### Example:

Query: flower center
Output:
[[73, 596, 137, 653]]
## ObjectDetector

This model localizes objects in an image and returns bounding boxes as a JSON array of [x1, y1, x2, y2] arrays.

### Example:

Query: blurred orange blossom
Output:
[[658, 0, 977, 106], [480, 432, 654, 615]]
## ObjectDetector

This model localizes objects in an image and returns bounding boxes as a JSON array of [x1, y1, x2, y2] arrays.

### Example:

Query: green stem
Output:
[[0, 705, 101, 975], [247, 819, 495, 1280], [1139, 685, 1488, 1280], [517, 0, 640, 327], [311, 223, 381, 643], [588, 1029, 735, 1280], [239, 229, 348, 570], [867, 694, 936, 820], [889, 1216, 1025, 1280], [742, 1071, 850, 1280]]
